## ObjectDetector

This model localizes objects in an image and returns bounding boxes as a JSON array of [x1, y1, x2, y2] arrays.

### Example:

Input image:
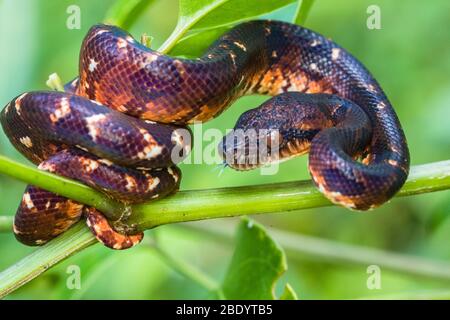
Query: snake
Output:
[[0, 20, 409, 250]]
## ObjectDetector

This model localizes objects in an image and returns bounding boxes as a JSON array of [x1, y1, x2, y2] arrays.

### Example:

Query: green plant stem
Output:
[[2, 156, 450, 231], [181, 221, 450, 281], [0, 223, 95, 298], [1, 156, 450, 231], [0, 156, 126, 221], [129, 159, 450, 229], [1, 159, 450, 297]]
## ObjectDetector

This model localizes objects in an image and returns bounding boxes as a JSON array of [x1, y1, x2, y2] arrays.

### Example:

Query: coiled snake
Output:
[[0, 20, 409, 249]]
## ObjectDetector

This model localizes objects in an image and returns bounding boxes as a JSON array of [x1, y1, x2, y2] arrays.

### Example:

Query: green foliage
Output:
[[280, 284, 298, 300], [179, 0, 295, 30], [0, 0, 450, 300], [293, 0, 315, 25], [104, 0, 156, 29], [221, 218, 297, 299], [170, 26, 231, 57], [168, 0, 315, 57], [160, 0, 296, 53]]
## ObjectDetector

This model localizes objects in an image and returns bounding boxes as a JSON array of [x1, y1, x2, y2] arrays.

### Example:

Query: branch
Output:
[[0, 223, 95, 298], [2, 156, 450, 230], [1, 158, 450, 297], [0, 156, 127, 221]]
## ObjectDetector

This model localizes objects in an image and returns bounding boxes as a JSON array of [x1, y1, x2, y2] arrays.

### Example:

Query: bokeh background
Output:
[[0, 0, 449, 299]]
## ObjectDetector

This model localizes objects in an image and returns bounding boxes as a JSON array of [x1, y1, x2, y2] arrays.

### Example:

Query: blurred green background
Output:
[[0, 0, 450, 299]]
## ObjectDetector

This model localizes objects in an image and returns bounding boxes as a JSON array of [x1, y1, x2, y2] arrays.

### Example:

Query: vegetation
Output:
[[0, 0, 449, 299]]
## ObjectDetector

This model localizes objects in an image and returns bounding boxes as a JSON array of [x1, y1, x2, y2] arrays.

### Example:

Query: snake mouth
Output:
[[219, 131, 309, 171], [218, 141, 260, 171], [218, 133, 264, 171]]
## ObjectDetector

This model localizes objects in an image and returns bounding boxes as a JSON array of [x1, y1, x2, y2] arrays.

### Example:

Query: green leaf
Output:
[[221, 217, 297, 300], [165, 0, 316, 57], [159, 0, 296, 53], [186, 0, 295, 31], [280, 283, 298, 300], [104, 0, 156, 29], [292, 0, 315, 25], [170, 26, 232, 58]]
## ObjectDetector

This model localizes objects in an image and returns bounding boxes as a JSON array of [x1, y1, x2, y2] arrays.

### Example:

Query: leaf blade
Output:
[[160, 0, 296, 53], [293, 0, 315, 25], [104, 0, 156, 29], [191, 0, 296, 31], [169, 26, 232, 57], [280, 283, 298, 300], [221, 217, 297, 299]]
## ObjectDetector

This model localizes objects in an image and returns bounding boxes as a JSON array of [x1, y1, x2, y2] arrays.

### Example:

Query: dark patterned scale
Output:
[[1, 20, 409, 249], [1, 93, 185, 248]]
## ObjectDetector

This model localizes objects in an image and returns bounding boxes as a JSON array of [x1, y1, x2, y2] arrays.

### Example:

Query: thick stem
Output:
[[0, 156, 127, 221], [0, 223, 95, 298], [2, 156, 450, 231], [1, 159, 450, 297]]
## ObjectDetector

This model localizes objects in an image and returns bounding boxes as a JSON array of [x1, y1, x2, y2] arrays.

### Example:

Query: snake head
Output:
[[219, 93, 333, 170], [219, 107, 284, 171]]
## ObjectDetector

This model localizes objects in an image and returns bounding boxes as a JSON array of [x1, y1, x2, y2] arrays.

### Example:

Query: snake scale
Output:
[[0, 20, 409, 249]]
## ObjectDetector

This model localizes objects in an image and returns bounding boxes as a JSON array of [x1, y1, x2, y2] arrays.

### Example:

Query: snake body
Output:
[[1, 20, 409, 249]]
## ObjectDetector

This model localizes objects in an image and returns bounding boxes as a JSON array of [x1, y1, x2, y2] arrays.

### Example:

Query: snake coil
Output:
[[1, 20, 409, 249]]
